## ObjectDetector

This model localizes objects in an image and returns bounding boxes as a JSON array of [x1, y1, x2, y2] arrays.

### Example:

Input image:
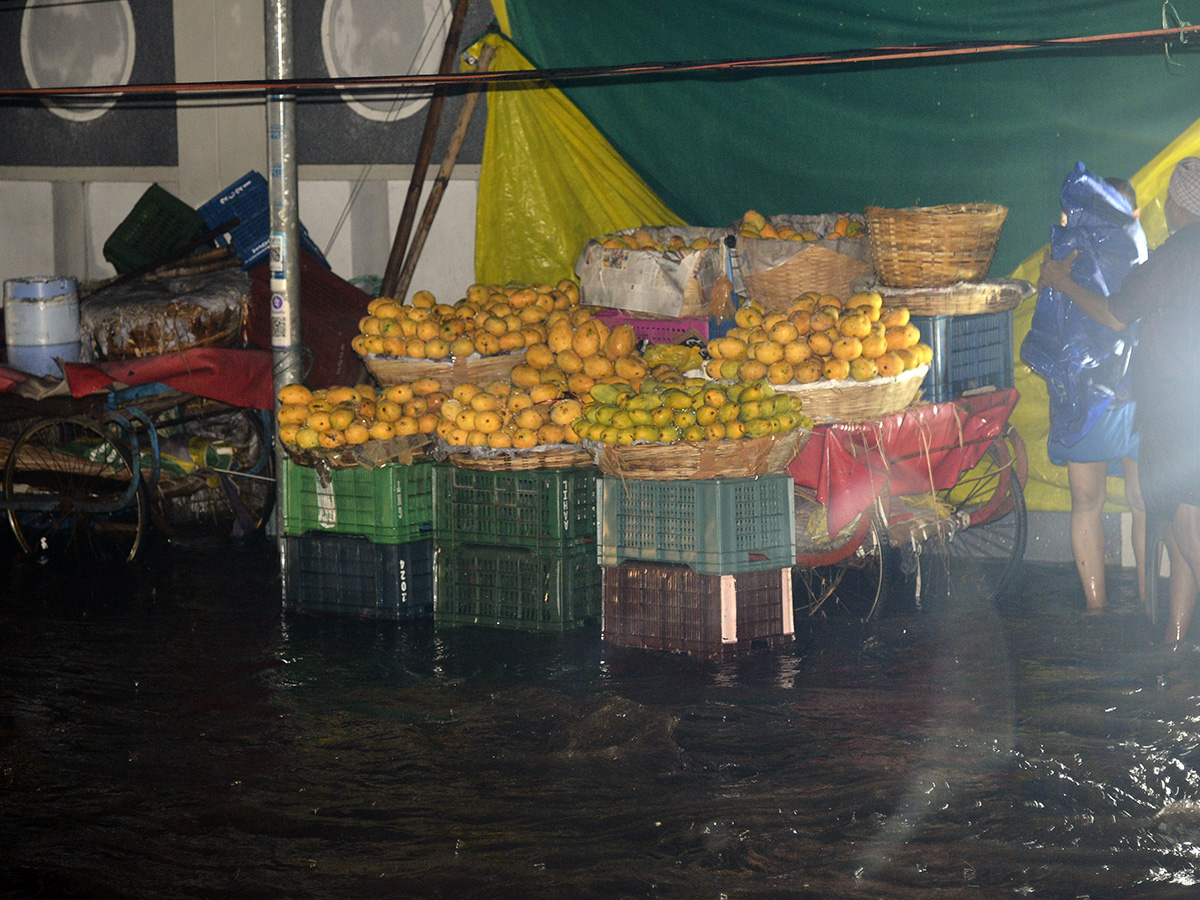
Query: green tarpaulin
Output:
[[497, 0, 1199, 279]]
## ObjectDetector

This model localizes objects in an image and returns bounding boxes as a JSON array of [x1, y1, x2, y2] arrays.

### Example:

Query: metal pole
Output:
[[266, 0, 301, 565]]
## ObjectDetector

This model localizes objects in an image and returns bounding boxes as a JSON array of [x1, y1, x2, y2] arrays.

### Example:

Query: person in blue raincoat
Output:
[[1022, 163, 1147, 614]]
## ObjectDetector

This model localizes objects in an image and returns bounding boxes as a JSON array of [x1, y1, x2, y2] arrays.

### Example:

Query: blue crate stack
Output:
[[911, 310, 1014, 404]]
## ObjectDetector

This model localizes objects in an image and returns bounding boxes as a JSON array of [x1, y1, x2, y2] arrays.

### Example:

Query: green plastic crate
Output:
[[280, 459, 433, 543], [283, 534, 433, 621], [433, 543, 601, 632], [597, 475, 796, 574], [433, 464, 597, 550], [103, 184, 211, 274]]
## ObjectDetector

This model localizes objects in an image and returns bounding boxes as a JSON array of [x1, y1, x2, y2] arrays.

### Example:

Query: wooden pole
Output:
[[379, 0, 471, 300], [393, 42, 494, 305]]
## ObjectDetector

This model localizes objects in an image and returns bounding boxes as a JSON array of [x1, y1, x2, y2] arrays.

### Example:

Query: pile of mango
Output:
[[737, 210, 865, 241], [276, 381, 446, 451], [351, 280, 581, 360], [597, 228, 717, 252], [705, 291, 932, 385], [576, 378, 811, 445]]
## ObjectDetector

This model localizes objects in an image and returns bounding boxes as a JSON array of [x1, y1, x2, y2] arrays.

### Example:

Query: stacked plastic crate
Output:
[[596, 475, 798, 661], [431, 465, 601, 632], [279, 460, 435, 620]]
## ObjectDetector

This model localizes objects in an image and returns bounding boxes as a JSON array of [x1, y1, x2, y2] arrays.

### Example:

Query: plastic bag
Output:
[[1019, 162, 1145, 448]]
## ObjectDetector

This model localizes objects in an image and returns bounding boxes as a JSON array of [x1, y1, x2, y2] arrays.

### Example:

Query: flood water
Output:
[[3, 532, 1200, 900]]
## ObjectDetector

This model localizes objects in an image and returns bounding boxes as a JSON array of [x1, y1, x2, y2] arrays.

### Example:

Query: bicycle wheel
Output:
[[4, 416, 146, 563], [911, 460, 1028, 605], [794, 517, 886, 620], [151, 409, 275, 540]]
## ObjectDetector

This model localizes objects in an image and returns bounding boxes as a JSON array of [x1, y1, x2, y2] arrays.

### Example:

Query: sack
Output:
[[1020, 163, 1144, 447]]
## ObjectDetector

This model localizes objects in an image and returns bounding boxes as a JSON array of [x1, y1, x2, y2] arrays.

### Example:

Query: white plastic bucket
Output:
[[4, 276, 81, 378]]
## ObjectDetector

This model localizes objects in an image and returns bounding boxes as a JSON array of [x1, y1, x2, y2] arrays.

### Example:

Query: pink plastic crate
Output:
[[591, 308, 731, 344]]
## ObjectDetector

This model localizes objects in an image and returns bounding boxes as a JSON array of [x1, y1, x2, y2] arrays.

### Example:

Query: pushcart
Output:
[[0, 348, 276, 563], [790, 386, 1028, 618]]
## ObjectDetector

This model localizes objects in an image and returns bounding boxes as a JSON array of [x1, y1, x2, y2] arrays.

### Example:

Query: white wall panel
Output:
[[0, 183, 55, 287]]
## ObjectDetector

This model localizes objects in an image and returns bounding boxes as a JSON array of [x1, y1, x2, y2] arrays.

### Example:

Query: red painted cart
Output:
[[0, 348, 275, 563], [788, 386, 1028, 618]]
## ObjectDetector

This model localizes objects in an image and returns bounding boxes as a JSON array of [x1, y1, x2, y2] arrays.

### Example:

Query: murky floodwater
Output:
[[3, 533, 1200, 899]]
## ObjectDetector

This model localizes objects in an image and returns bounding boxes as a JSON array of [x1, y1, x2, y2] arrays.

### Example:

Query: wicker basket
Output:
[[778, 365, 928, 422], [362, 349, 527, 389], [445, 444, 595, 471], [876, 278, 1034, 317], [741, 245, 875, 311], [865, 204, 1007, 288], [590, 427, 809, 480]]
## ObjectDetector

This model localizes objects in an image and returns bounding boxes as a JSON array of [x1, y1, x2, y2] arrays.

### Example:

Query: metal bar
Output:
[[379, 0, 473, 300], [394, 41, 494, 304]]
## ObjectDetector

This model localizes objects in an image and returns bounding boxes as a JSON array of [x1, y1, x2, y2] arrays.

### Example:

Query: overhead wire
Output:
[[1, 23, 1197, 104], [322, 3, 452, 257]]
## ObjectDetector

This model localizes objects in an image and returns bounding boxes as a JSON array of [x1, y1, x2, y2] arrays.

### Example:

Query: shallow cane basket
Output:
[[778, 365, 928, 422], [865, 204, 1007, 288], [590, 427, 809, 481], [362, 349, 527, 390], [444, 444, 595, 471], [876, 278, 1034, 317]]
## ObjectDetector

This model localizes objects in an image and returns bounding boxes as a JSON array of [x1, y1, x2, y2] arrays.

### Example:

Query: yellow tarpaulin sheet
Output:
[[467, 30, 683, 286], [1011, 116, 1200, 511]]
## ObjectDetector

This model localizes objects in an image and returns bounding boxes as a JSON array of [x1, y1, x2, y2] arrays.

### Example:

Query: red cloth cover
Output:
[[61, 347, 274, 410], [787, 388, 1020, 534]]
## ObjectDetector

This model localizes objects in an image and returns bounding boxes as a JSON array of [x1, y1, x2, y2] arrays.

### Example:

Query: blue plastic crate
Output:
[[283, 534, 433, 621], [911, 310, 1014, 404], [198, 170, 329, 270], [597, 475, 796, 574], [433, 543, 601, 632]]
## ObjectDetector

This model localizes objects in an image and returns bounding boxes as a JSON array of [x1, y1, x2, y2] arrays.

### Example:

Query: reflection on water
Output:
[[3, 537, 1200, 898]]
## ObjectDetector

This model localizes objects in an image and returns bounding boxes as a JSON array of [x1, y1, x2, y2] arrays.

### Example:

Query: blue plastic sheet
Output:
[[1020, 163, 1146, 448]]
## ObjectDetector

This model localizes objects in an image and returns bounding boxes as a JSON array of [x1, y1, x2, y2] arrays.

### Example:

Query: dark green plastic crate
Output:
[[433, 543, 601, 632], [283, 534, 433, 621], [280, 459, 433, 543], [911, 310, 1014, 403], [433, 463, 596, 550], [597, 474, 796, 574], [103, 184, 211, 274]]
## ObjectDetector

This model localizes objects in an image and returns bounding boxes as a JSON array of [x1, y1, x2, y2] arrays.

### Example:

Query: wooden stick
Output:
[[393, 41, 494, 304], [379, 0, 472, 300]]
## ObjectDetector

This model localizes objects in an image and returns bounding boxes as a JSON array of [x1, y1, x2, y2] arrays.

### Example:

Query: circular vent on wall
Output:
[[321, 0, 451, 123], [20, 0, 136, 123]]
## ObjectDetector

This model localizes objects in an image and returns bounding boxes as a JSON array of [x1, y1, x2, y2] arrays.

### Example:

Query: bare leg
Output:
[[1068, 460, 1111, 611], [1120, 457, 1147, 609], [1164, 504, 1200, 644]]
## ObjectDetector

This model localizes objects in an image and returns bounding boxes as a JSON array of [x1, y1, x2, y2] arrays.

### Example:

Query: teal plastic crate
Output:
[[280, 459, 433, 543], [283, 534, 433, 621], [433, 543, 601, 632], [597, 474, 796, 574], [433, 464, 597, 550], [911, 310, 1014, 403]]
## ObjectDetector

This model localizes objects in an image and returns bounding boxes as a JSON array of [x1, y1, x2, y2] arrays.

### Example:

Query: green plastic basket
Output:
[[432, 464, 597, 551], [280, 459, 434, 544], [103, 184, 211, 274], [433, 543, 601, 632]]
